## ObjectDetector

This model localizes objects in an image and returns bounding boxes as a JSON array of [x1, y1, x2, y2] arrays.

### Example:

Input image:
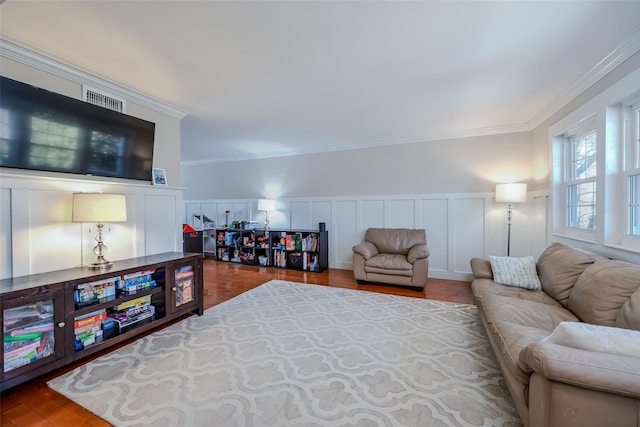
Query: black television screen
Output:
[[0, 76, 155, 181]]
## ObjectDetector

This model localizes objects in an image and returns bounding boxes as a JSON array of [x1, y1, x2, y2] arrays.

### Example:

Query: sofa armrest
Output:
[[352, 241, 379, 260], [470, 258, 493, 279], [407, 244, 430, 264], [520, 341, 640, 398]]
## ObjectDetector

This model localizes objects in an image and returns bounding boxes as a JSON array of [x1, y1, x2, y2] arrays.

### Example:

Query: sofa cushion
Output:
[[567, 260, 640, 326], [472, 279, 562, 307], [542, 321, 640, 358], [365, 228, 426, 256], [616, 289, 640, 331], [489, 321, 551, 381], [537, 242, 600, 307], [489, 255, 541, 290], [480, 295, 579, 331]]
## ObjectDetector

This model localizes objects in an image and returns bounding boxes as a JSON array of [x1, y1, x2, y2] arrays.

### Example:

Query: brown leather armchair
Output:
[[352, 228, 430, 289]]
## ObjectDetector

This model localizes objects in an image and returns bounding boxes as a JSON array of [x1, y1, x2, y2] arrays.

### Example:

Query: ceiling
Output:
[[1, 1, 640, 165]]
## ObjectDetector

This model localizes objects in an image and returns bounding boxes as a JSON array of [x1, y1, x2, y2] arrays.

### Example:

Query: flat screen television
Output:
[[0, 76, 155, 181]]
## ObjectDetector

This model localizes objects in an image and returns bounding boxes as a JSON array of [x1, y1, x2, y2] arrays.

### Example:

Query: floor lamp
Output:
[[72, 193, 127, 269], [495, 183, 527, 257]]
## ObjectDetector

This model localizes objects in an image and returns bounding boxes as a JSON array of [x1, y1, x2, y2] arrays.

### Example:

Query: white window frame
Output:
[[552, 115, 598, 242], [622, 100, 640, 247], [565, 124, 597, 231], [550, 67, 640, 259]]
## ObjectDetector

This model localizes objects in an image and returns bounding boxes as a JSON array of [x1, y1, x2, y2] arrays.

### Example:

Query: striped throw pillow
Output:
[[489, 255, 541, 290]]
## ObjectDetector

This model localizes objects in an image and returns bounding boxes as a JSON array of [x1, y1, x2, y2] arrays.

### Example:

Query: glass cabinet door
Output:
[[2, 289, 66, 380], [172, 264, 196, 310]]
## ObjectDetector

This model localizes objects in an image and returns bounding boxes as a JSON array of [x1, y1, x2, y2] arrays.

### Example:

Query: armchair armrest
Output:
[[407, 244, 430, 264], [520, 341, 640, 398], [352, 241, 379, 260], [470, 258, 493, 279]]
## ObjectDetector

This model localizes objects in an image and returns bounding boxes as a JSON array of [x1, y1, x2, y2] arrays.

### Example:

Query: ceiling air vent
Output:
[[82, 85, 126, 113]]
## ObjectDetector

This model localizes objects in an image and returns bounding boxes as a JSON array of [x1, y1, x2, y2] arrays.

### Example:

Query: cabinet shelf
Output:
[[73, 287, 164, 317], [1, 252, 203, 392], [212, 227, 327, 272]]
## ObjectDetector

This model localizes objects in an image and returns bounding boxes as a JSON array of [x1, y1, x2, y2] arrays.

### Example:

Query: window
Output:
[[566, 128, 597, 230], [550, 69, 639, 256], [631, 175, 640, 235], [626, 103, 640, 236]]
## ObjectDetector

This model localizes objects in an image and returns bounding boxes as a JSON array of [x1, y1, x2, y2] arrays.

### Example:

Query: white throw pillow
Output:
[[489, 255, 541, 290], [542, 321, 640, 358]]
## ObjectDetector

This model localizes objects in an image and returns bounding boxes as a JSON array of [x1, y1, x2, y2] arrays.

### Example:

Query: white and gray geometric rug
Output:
[[48, 280, 521, 427]]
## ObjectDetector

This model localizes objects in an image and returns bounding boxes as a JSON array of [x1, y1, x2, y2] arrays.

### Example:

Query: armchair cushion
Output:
[[366, 254, 412, 271], [407, 244, 430, 264], [352, 241, 379, 260], [365, 228, 426, 255]]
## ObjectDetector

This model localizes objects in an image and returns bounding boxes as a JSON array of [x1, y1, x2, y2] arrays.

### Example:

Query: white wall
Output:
[[185, 192, 550, 281], [182, 52, 640, 277], [0, 42, 186, 279], [0, 47, 184, 187], [182, 132, 534, 200], [1, 174, 184, 279]]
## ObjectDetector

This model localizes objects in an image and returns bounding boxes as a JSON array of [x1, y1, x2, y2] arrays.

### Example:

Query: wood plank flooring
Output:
[[1, 260, 473, 426]]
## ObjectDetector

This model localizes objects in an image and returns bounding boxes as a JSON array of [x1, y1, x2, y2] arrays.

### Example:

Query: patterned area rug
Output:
[[48, 280, 521, 426]]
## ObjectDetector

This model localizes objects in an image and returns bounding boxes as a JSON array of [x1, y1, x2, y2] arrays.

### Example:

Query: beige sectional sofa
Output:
[[470, 242, 640, 427]]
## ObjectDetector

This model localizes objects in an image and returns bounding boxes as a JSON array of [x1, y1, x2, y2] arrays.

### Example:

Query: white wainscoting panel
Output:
[[185, 191, 549, 281], [0, 189, 12, 279], [388, 199, 415, 228], [335, 200, 358, 269], [1, 173, 185, 279], [361, 200, 385, 233], [144, 194, 178, 255], [290, 201, 310, 229], [453, 198, 485, 276], [21, 190, 78, 275], [420, 198, 449, 274], [311, 200, 332, 232], [532, 194, 550, 259]]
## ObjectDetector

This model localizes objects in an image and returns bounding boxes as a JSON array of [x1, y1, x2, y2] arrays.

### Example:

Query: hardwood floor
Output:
[[0, 260, 473, 426]]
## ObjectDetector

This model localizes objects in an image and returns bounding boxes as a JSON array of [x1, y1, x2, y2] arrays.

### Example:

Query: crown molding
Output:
[[528, 25, 640, 129], [0, 37, 188, 119]]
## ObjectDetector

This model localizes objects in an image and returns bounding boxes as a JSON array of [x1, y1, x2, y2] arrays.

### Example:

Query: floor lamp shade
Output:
[[495, 183, 527, 203], [72, 193, 127, 269]]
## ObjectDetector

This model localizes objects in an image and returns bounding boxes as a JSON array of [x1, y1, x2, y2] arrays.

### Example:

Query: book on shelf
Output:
[[109, 305, 155, 334], [120, 269, 156, 294], [114, 295, 151, 312], [273, 249, 287, 267], [74, 276, 119, 306], [175, 266, 194, 305], [3, 330, 55, 371], [74, 309, 107, 333]]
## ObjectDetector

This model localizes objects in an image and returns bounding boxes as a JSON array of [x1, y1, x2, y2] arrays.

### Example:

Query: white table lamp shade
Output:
[[72, 193, 127, 223], [495, 183, 527, 203], [257, 199, 275, 212]]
